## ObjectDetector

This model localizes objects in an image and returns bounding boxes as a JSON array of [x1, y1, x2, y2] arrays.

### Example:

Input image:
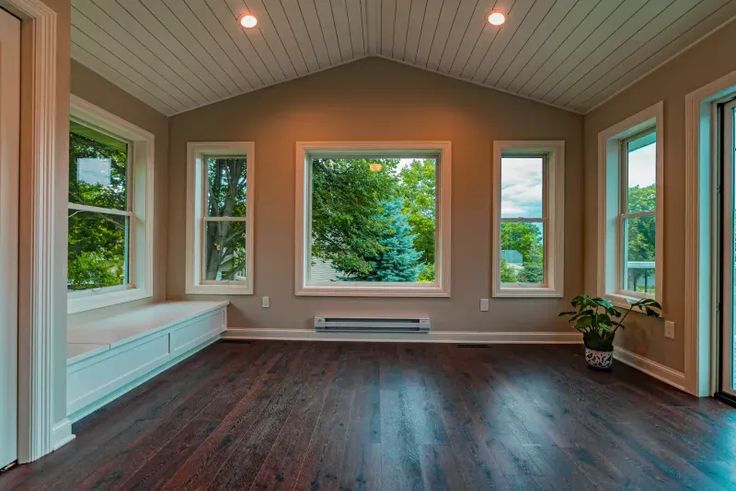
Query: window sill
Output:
[[68, 287, 152, 314], [186, 284, 253, 295], [493, 287, 563, 299], [296, 284, 450, 298], [603, 292, 657, 310]]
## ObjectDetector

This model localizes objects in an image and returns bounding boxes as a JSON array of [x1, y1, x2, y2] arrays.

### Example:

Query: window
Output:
[[295, 141, 451, 296], [598, 102, 663, 305], [620, 130, 657, 296], [68, 96, 154, 313], [492, 141, 565, 297], [186, 142, 254, 295]]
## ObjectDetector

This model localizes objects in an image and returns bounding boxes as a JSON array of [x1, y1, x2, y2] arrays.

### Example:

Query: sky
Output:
[[500, 142, 656, 218]]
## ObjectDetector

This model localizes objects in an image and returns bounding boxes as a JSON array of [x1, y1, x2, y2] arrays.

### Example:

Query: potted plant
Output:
[[559, 295, 662, 370]]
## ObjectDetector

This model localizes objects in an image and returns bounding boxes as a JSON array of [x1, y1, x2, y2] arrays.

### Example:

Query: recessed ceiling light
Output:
[[240, 14, 258, 29], [487, 11, 506, 26]]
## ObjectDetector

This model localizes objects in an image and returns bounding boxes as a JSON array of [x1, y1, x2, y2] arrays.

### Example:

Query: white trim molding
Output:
[[491, 140, 565, 298], [67, 95, 155, 313], [4, 0, 61, 463], [294, 141, 452, 297], [596, 102, 664, 309], [225, 328, 582, 344], [613, 346, 686, 392], [51, 418, 74, 451], [185, 142, 255, 295], [684, 70, 736, 396]]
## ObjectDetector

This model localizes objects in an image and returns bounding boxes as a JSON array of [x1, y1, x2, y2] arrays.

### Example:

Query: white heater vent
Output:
[[314, 316, 430, 334]]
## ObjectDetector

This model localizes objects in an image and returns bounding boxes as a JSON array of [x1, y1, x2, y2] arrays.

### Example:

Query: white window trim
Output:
[[186, 142, 255, 295], [597, 101, 664, 308], [67, 95, 155, 314], [492, 140, 565, 298], [294, 141, 452, 297]]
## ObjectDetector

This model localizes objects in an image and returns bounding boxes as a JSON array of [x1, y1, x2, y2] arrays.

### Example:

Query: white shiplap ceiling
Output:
[[71, 0, 736, 115]]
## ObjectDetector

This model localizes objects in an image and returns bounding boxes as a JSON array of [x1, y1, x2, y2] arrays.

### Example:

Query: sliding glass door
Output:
[[721, 99, 736, 398]]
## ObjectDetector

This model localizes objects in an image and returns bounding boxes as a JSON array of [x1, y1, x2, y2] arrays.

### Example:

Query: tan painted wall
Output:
[[583, 20, 736, 372], [168, 58, 584, 334], [67, 60, 170, 324]]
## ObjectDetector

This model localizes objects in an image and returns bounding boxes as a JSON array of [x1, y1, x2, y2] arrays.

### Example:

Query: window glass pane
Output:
[[204, 220, 246, 281], [207, 156, 247, 217], [69, 121, 128, 210], [309, 157, 436, 283], [500, 221, 544, 286], [626, 132, 656, 213], [500, 157, 543, 219], [623, 214, 656, 295], [67, 210, 128, 291]]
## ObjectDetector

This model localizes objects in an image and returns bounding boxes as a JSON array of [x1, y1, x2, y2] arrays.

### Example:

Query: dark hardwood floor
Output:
[[2, 340, 736, 490]]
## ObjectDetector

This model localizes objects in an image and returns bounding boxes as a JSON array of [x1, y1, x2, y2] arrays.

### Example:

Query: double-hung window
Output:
[[492, 141, 565, 297], [67, 96, 155, 313], [295, 141, 451, 297], [186, 142, 254, 295], [598, 102, 663, 305], [619, 130, 657, 296]]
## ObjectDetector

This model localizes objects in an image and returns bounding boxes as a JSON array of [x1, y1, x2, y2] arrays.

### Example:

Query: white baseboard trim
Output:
[[613, 346, 687, 392], [224, 328, 583, 344], [51, 418, 75, 451]]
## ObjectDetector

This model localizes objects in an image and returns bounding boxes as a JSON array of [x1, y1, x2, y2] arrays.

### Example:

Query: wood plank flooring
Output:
[[2, 340, 736, 490]]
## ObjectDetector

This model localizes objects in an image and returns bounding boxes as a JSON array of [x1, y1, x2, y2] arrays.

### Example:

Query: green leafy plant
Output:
[[559, 295, 662, 351]]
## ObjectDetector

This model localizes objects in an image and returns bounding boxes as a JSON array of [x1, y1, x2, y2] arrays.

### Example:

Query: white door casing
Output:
[[0, 6, 21, 469]]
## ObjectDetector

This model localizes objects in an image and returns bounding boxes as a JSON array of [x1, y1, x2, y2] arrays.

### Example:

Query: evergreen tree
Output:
[[365, 199, 423, 282]]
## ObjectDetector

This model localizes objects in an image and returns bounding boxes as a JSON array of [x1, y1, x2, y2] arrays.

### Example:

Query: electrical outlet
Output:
[[664, 320, 675, 339], [262, 296, 270, 308], [480, 298, 489, 312]]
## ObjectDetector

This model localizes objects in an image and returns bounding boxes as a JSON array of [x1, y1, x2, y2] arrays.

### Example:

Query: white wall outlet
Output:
[[664, 320, 675, 339], [480, 298, 489, 312], [262, 296, 270, 308]]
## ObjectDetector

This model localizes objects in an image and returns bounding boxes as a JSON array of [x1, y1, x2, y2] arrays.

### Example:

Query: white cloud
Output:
[[501, 158, 543, 218]]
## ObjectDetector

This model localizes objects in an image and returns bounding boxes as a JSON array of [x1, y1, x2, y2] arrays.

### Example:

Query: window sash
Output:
[[499, 154, 549, 288], [304, 153, 441, 288], [68, 122, 135, 292], [198, 158, 248, 285], [617, 128, 657, 298]]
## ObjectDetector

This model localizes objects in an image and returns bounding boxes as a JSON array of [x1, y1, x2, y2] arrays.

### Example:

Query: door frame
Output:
[[685, 70, 736, 397], [0, 0, 65, 463]]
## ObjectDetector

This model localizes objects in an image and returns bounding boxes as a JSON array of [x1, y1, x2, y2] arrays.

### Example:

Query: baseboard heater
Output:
[[314, 316, 431, 334]]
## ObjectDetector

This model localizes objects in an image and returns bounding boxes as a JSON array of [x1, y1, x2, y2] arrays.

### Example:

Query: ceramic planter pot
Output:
[[584, 346, 613, 370]]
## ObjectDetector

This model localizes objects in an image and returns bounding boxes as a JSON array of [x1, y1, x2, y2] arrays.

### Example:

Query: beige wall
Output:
[[68, 60, 169, 323], [168, 58, 584, 334], [584, 20, 736, 371]]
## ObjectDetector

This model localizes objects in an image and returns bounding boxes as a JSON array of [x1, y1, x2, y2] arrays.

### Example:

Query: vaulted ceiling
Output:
[[71, 0, 736, 116]]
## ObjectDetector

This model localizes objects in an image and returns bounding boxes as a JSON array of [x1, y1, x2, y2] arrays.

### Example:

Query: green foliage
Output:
[[559, 294, 662, 350], [361, 199, 423, 282], [500, 222, 544, 284], [398, 160, 436, 267], [67, 123, 128, 291], [311, 158, 398, 279], [625, 184, 656, 293]]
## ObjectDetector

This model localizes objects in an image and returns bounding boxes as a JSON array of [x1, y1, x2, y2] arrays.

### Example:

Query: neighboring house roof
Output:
[[309, 258, 341, 283]]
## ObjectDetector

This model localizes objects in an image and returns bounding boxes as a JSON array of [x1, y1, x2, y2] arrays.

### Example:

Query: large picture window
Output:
[[492, 141, 565, 297], [295, 142, 451, 296], [597, 102, 663, 306], [67, 96, 155, 313], [186, 142, 254, 295]]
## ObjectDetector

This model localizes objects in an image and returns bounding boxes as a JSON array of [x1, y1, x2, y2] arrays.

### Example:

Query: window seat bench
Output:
[[66, 300, 228, 422]]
